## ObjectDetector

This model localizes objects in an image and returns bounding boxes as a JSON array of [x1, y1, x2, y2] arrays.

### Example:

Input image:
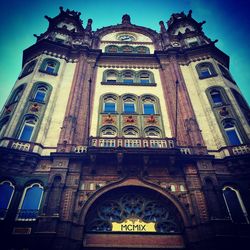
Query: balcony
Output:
[[89, 137, 175, 149]]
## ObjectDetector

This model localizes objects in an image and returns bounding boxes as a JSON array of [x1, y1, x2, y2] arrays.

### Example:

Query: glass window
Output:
[[0, 181, 15, 219], [144, 103, 155, 114], [210, 90, 223, 105], [45, 61, 56, 74], [20, 60, 36, 77], [200, 66, 212, 78], [17, 184, 43, 220], [223, 187, 248, 223], [34, 87, 47, 102], [104, 102, 116, 113], [123, 71, 134, 84], [124, 103, 135, 113], [19, 117, 37, 141], [224, 122, 242, 145]]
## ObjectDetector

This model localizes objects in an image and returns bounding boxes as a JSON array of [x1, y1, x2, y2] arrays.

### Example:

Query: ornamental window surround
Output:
[[0, 180, 15, 220], [123, 126, 140, 138], [122, 96, 136, 114], [231, 88, 250, 125], [33, 86, 48, 103], [222, 186, 249, 224], [196, 62, 217, 79], [16, 183, 44, 221], [218, 64, 235, 83], [19, 60, 37, 78]]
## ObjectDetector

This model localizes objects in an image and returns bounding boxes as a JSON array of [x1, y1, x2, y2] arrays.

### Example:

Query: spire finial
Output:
[[122, 14, 131, 24]]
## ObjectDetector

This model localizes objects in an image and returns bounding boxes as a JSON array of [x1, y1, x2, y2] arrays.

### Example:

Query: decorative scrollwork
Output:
[[85, 187, 183, 233]]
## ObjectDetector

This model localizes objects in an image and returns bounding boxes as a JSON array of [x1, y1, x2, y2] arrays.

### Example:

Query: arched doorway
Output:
[[82, 186, 186, 249]]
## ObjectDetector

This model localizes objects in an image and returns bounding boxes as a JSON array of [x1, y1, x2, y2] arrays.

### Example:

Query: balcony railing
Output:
[[89, 137, 176, 149], [16, 209, 39, 221]]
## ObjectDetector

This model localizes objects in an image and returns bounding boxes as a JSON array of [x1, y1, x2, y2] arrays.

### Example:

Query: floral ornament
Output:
[[104, 114, 114, 123], [147, 115, 156, 123], [219, 107, 229, 117], [126, 115, 135, 123], [30, 103, 40, 112], [4, 105, 12, 114]]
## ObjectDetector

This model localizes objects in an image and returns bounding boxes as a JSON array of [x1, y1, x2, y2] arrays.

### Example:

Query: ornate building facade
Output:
[[0, 7, 250, 250]]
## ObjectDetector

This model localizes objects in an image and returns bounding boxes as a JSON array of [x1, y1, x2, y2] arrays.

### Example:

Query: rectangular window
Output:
[[34, 91, 46, 102], [143, 104, 155, 114], [19, 125, 34, 141], [107, 79, 117, 83], [124, 103, 135, 113], [104, 103, 116, 113], [189, 41, 199, 47], [226, 129, 242, 145]]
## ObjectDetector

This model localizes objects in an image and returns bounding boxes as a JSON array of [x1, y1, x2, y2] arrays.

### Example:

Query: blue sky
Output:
[[0, 0, 249, 108]]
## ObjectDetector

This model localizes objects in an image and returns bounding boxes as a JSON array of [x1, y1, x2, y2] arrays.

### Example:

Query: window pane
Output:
[[226, 129, 241, 145], [124, 103, 135, 113], [211, 92, 222, 104], [144, 104, 155, 114], [123, 79, 133, 84], [140, 79, 150, 84], [224, 188, 246, 223], [34, 91, 46, 102], [104, 103, 116, 113], [18, 185, 43, 220], [200, 68, 211, 77], [19, 124, 34, 141], [0, 182, 14, 218]]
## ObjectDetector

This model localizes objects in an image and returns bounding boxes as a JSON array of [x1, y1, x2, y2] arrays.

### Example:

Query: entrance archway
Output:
[[82, 185, 186, 249]]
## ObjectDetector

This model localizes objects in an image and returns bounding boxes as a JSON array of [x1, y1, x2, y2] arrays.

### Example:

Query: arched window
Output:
[[222, 119, 242, 145], [222, 186, 249, 223], [144, 126, 162, 138], [18, 116, 38, 141], [0, 181, 15, 220], [170, 185, 176, 192], [103, 95, 117, 113], [17, 183, 43, 221], [100, 125, 117, 137], [20, 60, 37, 78], [123, 126, 139, 138], [142, 96, 157, 115], [210, 90, 223, 105], [135, 46, 150, 54], [39, 58, 60, 75], [33, 86, 48, 102], [218, 64, 234, 83], [231, 89, 250, 125], [196, 62, 217, 79], [122, 71, 135, 84], [106, 71, 118, 83], [123, 96, 136, 114], [121, 45, 134, 53], [0, 116, 10, 138], [8, 84, 26, 104], [105, 45, 119, 53]]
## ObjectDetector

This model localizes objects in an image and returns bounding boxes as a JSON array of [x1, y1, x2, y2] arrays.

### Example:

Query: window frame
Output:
[[222, 186, 249, 224], [39, 58, 60, 76], [18, 116, 38, 142], [16, 183, 44, 221], [19, 60, 37, 79], [196, 62, 217, 79], [0, 180, 15, 220]]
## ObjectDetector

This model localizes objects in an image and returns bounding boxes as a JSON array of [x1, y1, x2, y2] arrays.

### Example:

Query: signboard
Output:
[[112, 218, 156, 232]]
